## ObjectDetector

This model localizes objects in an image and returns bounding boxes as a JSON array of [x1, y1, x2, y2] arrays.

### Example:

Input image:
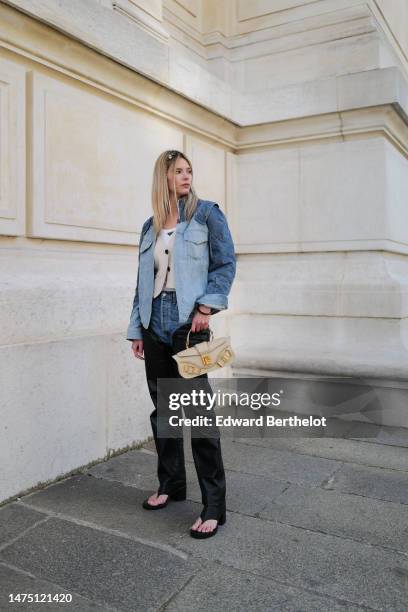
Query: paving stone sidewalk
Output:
[[1, 422, 408, 611]]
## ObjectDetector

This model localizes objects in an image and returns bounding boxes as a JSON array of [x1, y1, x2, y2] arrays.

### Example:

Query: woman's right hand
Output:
[[131, 340, 144, 360]]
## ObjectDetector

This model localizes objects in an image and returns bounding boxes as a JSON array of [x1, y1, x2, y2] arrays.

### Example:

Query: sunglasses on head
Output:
[[167, 150, 181, 160]]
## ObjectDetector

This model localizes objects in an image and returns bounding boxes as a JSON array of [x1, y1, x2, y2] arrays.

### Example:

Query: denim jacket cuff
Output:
[[197, 293, 228, 313], [126, 324, 143, 341]]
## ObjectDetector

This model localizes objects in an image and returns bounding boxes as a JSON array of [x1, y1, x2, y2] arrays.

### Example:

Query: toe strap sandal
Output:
[[190, 507, 227, 539], [142, 487, 186, 510]]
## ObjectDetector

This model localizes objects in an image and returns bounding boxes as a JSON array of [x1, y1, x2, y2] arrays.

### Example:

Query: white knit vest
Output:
[[153, 228, 176, 297]]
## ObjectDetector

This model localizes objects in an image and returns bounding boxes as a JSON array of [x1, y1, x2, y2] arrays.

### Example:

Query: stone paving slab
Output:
[[0, 515, 199, 612], [186, 469, 289, 516], [177, 512, 408, 611], [0, 504, 46, 546], [87, 447, 198, 488], [86, 448, 188, 493], [86, 448, 159, 481], [11, 475, 408, 611], [326, 462, 408, 505], [346, 422, 408, 447], [2, 426, 408, 611], [188, 438, 341, 487], [164, 560, 369, 612], [88, 447, 290, 517], [11, 475, 199, 547], [0, 563, 107, 611], [140, 439, 157, 453], [234, 436, 408, 471], [259, 483, 408, 552]]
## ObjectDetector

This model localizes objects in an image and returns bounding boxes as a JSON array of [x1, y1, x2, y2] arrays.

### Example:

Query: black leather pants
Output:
[[141, 323, 226, 522]]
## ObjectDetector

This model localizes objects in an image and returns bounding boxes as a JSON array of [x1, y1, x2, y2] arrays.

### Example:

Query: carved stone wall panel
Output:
[[0, 56, 25, 237], [185, 134, 226, 210], [385, 139, 408, 248], [29, 72, 183, 244], [235, 147, 300, 251], [241, 33, 380, 92], [234, 137, 393, 254], [299, 137, 387, 250]]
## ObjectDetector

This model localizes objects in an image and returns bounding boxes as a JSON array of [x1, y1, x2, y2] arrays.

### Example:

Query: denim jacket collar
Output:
[[177, 196, 187, 223]]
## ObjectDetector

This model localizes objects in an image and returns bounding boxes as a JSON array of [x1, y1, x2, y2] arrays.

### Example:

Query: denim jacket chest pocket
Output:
[[183, 225, 208, 260]]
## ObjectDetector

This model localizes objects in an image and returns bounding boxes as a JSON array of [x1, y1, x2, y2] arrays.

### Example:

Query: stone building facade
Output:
[[1, 0, 408, 503]]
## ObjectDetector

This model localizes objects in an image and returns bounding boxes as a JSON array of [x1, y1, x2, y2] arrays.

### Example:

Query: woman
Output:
[[126, 149, 236, 539]]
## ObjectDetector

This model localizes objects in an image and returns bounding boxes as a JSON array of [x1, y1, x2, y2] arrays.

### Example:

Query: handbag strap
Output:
[[185, 328, 214, 349]]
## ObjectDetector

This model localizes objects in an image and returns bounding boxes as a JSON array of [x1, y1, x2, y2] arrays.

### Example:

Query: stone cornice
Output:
[[184, 4, 376, 61], [112, 0, 170, 44], [0, 2, 407, 159], [234, 66, 408, 126], [2, 1, 408, 126], [237, 105, 408, 159]]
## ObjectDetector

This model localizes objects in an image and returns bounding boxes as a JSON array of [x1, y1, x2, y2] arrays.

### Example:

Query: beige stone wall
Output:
[[0, 2, 234, 504], [1, 0, 408, 503]]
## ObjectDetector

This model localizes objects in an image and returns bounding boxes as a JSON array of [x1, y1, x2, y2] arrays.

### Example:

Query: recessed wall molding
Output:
[[112, 0, 170, 44], [0, 56, 25, 237], [236, 0, 321, 23], [163, 0, 202, 33], [173, 0, 199, 18], [168, 4, 374, 61]]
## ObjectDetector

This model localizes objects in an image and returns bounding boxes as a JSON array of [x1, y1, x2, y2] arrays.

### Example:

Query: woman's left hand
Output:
[[191, 310, 210, 332]]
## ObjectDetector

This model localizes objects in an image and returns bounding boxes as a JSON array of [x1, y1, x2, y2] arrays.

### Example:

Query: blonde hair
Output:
[[151, 150, 199, 234]]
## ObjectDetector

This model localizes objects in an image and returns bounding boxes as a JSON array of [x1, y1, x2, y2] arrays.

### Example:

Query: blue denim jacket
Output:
[[126, 198, 236, 341]]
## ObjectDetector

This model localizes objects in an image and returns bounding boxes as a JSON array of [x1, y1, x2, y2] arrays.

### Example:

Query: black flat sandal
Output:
[[142, 488, 186, 510], [190, 508, 227, 539]]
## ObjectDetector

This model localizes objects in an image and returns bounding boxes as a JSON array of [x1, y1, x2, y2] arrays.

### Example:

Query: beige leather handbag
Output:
[[172, 329, 235, 378]]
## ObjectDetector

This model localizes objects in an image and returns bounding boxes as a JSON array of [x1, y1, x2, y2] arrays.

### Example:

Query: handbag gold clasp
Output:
[[201, 354, 212, 366], [183, 364, 200, 375], [216, 348, 232, 367]]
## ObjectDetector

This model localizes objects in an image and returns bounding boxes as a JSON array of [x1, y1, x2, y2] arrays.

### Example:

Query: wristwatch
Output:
[[197, 305, 211, 315]]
